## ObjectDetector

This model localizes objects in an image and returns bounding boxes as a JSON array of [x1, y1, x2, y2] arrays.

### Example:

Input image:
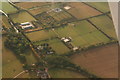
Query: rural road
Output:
[[13, 71, 25, 78]]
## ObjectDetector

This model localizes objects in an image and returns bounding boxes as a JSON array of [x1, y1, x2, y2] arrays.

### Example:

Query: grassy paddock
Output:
[[26, 30, 56, 42], [29, 7, 50, 16], [2, 2, 18, 14], [89, 15, 117, 39], [54, 20, 110, 48], [15, 2, 50, 9], [34, 38, 70, 54], [1, 15, 12, 28], [9, 11, 36, 23], [2, 37, 37, 78], [48, 10, 73, 22], [2, 37, 24, 78], [49, 68, 85, 78], [23, 50, 37, 65], [85, 2, 110, 13]]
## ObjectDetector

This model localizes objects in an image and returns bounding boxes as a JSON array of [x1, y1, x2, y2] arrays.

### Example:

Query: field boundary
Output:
[[87, 19, 112, 40], [83, 2, 112, 20]]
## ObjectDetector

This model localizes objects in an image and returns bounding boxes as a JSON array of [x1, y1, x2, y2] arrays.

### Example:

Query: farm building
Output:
[[53, 8, 62, 12], [64, 6, 71, 10], [20, 22, 34, 29], [61, 37, 71, 43]]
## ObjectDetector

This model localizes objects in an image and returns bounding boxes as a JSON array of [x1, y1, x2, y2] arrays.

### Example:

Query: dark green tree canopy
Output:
[[5, 32, 29, 54], [44, 55, 74, 68]]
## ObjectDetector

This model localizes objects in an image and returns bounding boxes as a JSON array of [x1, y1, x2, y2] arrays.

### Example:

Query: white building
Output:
[[20, 22, 34, 29], [64, 6, 71, 10]]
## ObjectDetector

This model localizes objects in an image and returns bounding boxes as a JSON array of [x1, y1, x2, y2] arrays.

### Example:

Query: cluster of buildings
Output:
[[20, 22, 34, 30]]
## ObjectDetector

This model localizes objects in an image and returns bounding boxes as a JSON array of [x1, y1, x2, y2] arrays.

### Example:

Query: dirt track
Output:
[[71, 43, 118, 78]]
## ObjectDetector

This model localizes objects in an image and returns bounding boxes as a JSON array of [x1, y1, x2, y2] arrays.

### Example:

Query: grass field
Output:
[[29, 7, 50, 16], [73, 30, 110, 47], [48, 10, 73, 22], [2, 37, 24, 78], [15, 2, 50, 9], [85, 2, 110, 13], [2, 2, 18, 14], [49, 68, 85, 78], [26, 30, 56, 42], [71, 43, 118, 78], [89, 15, 117, 39], [34, 38, 70, 54], [9, 11, 36, 23], [66, 2, 101, 19], [23, 50, 37, 65], [54, 20, 110, 48], [1, 15, 12, 28], [2, 37, 37, 78]]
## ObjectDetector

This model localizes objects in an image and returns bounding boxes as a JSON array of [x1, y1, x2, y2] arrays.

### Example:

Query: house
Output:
[[20, 22, 34, 30], [61, 37, 71, 43], [54, 8, 62, 12], [73, 47, 79, 51]]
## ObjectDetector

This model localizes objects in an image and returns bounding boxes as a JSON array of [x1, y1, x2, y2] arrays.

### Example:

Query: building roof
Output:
[[20, 22, 34, 29], [64, 6, 71, 10]]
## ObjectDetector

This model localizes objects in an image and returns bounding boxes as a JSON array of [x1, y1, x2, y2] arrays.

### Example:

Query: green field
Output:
[[2, 2, 18, 14], [34, 38, 70, 54], [54, 21, 110, 47], [23, 50, 37, 65], [26, 30, 56, 42], [89, 15, 117, 39], [2, 37, 37, 78], [1, 15, 12, 28], [9, 11, 36, 23], [54, 21, 97, 38], [49, 68, 85, 78], [48, 10, 73, 22], [73, 30, 110, 47], [27, 20, 111, 49], [85, 2, 110, 13], [2, 37, 24, 78]]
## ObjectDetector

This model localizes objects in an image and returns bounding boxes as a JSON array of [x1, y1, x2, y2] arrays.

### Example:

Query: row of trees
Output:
[[44, 55, 99, 78]]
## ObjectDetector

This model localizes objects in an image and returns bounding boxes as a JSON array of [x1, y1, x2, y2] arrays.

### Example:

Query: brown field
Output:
[[15, 2, 50, 9], [29, 7, 50, 16], [67, 2, 101, 19], [71, 43, 118, 78]]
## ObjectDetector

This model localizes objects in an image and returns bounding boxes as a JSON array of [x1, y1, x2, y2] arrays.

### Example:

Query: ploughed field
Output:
[[71, 43, 118, 78]]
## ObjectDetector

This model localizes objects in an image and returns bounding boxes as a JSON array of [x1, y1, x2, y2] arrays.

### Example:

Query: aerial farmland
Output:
[[1, 1, 118, 79]]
